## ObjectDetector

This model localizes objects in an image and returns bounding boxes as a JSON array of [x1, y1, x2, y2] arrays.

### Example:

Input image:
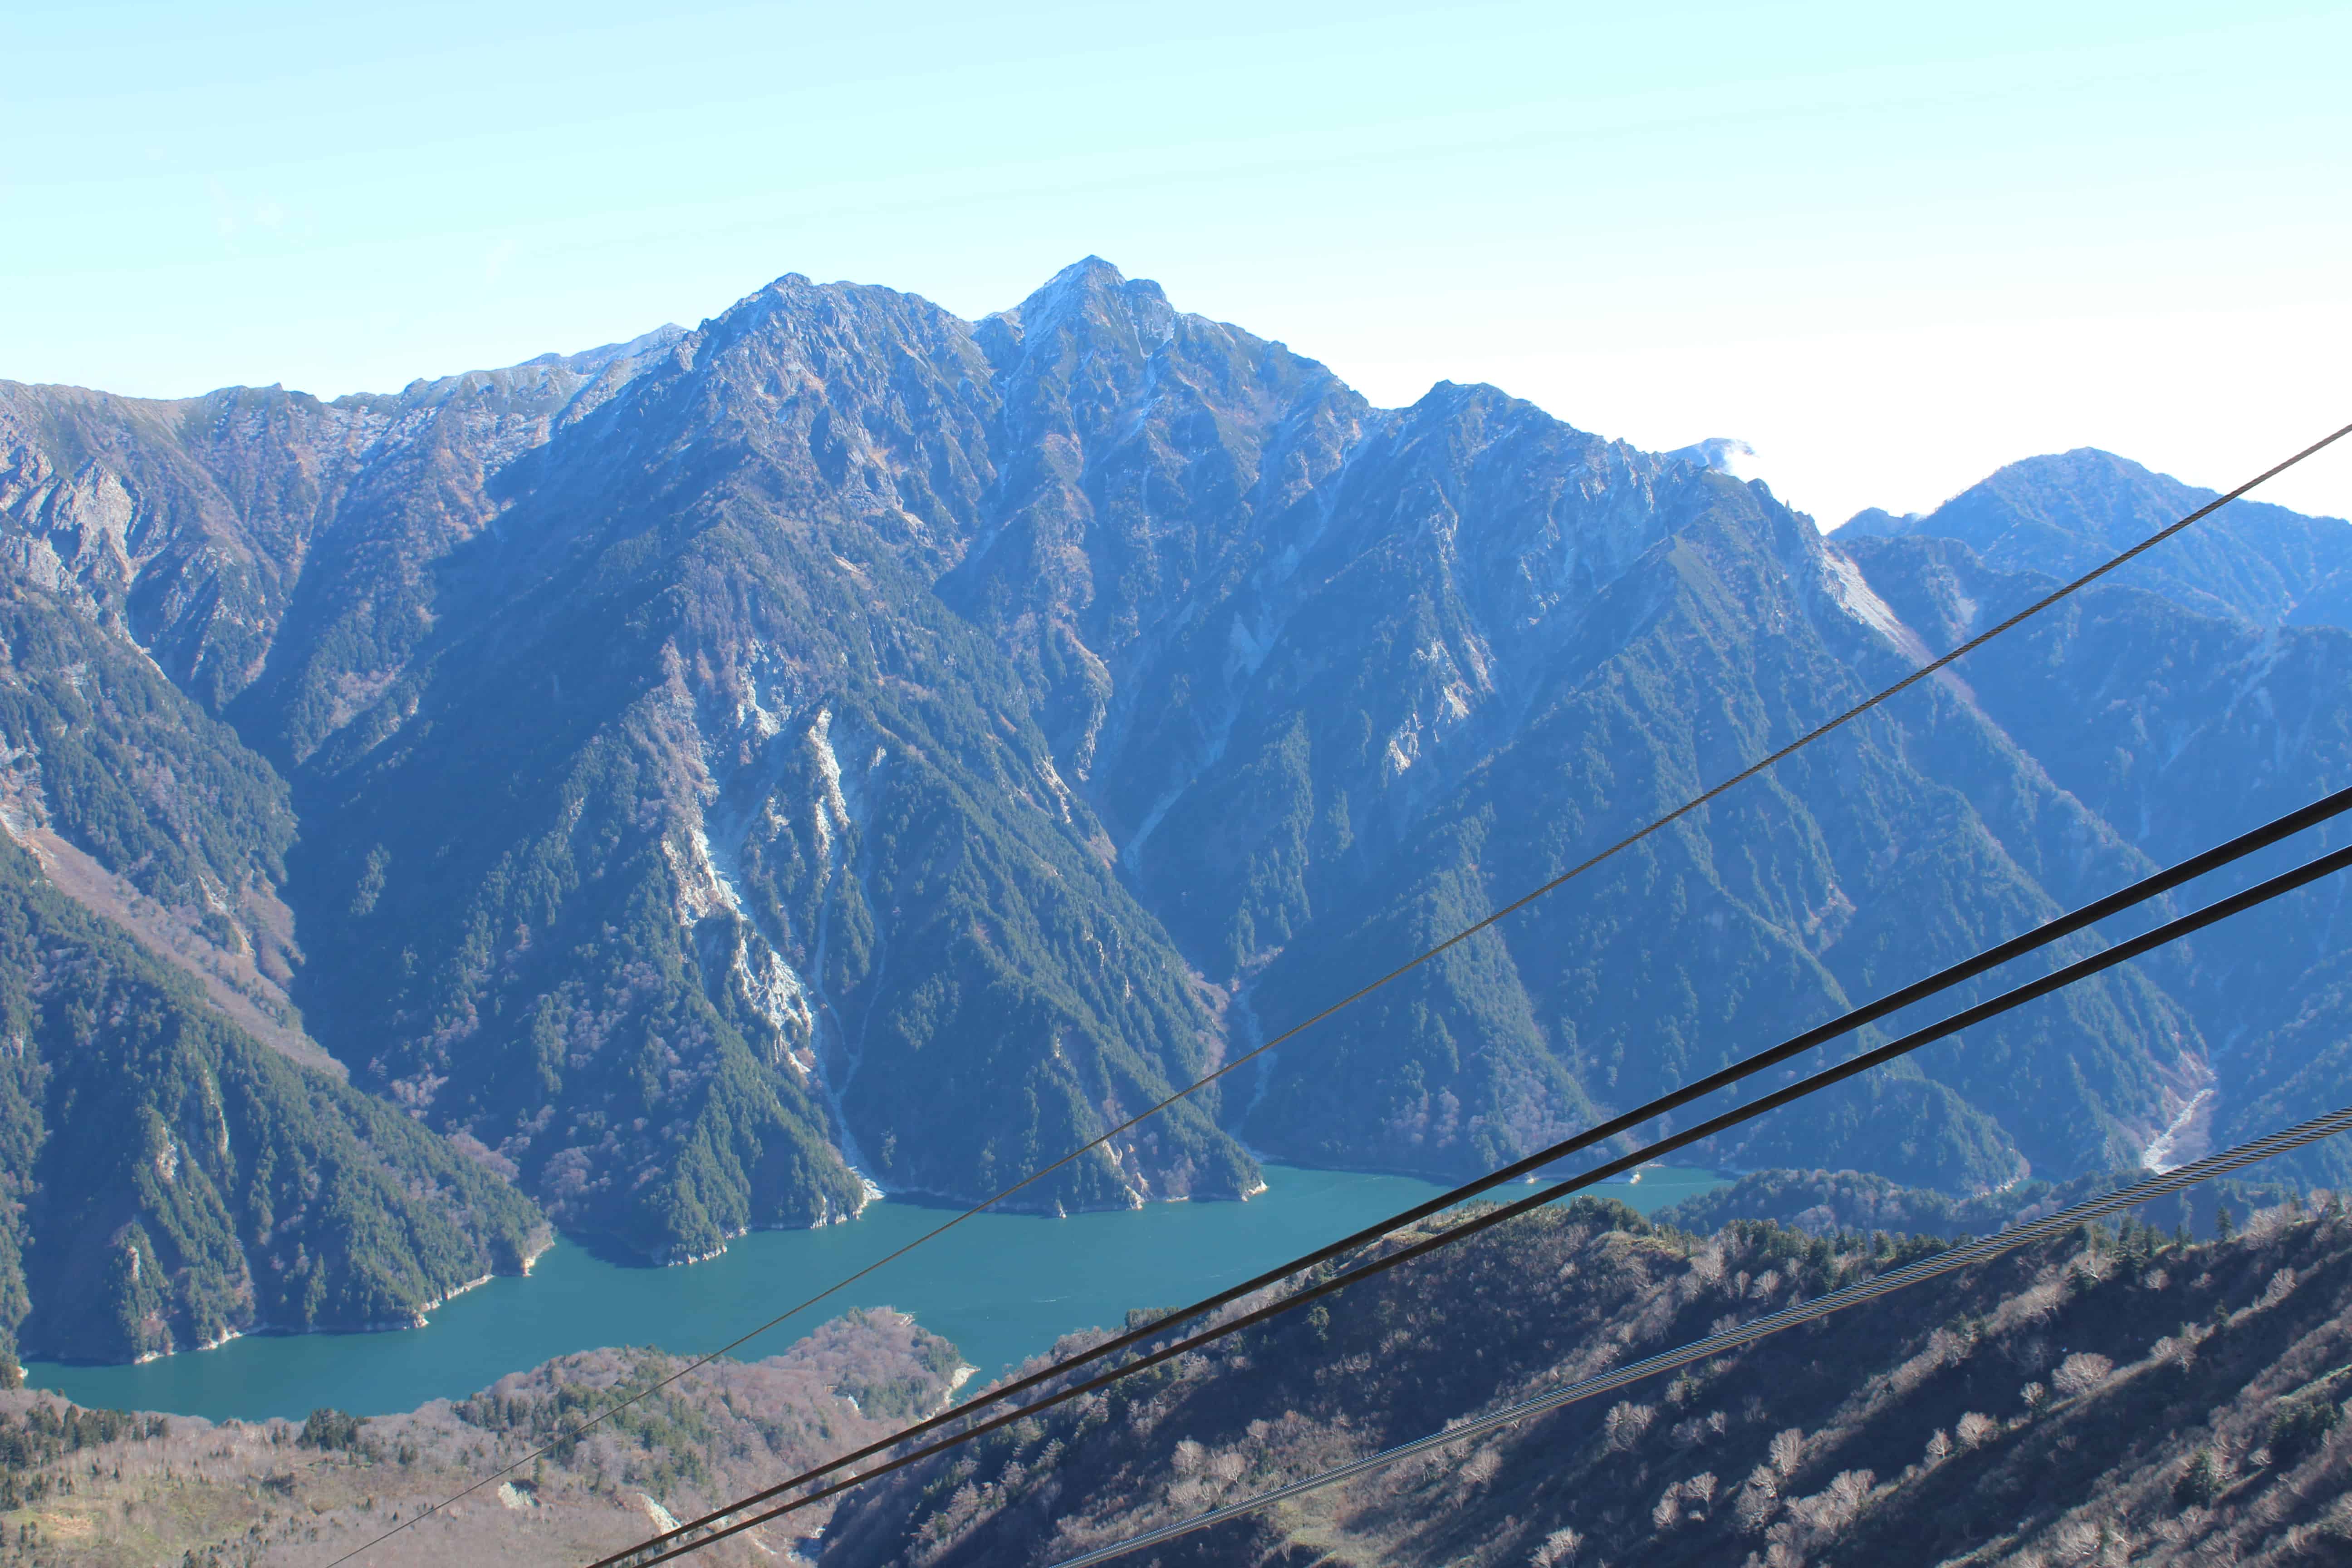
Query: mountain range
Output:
[[2, 258, 2349, 1363]]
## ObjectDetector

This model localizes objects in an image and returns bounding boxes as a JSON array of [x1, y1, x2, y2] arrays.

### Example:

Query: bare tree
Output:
[[1735, 1466, 1780, 1534], [1604, 1402, 1657, 1454], [1529, 1525, 1583, 1566], [2051, 1354, 2112, 1399]]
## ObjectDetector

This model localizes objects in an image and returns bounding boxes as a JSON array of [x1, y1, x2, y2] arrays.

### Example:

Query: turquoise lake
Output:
[[24, 1163, 1721, 1422]]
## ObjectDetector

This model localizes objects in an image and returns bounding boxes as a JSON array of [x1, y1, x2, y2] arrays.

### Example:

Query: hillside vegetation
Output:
[[0, 834, 545, 1365], [0, 1308, 958, 1567], [821, 1190, 2352, 1568], [1, 1181, 2344, 1567], [3, 256, 2351, 1293]]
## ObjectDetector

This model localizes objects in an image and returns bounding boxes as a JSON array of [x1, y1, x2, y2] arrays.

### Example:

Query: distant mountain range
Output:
[[2, 257, 2348, 1362], [1841, 446, 2352, 627]]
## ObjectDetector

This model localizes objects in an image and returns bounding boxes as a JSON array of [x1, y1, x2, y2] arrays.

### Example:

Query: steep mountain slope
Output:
[[820, 1189, 2352, 1568], [1838, 447, 2352, 628], [1, 257, 2348, 1289], [0, 330, 684, 720], [0, 834, 544, 1365], [274, 277, 1253, 1247], [1843, 534, 2352, 1190], [0, 579, 547, 1362], [0, 581, 324, 1070], [1220, 468, 2195, 1193], [929, 265, 2224, 1196], [1, 275, 1264, 1263]]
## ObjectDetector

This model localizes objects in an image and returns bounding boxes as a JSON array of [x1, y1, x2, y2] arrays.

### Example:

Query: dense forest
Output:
[[0, 830, 544, 1364]]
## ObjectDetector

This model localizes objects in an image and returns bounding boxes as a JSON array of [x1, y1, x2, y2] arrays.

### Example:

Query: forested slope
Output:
[[1, 257, 2349, 1285], [0, 835, 544, 1364], [822, 1190, 2352, 1568]]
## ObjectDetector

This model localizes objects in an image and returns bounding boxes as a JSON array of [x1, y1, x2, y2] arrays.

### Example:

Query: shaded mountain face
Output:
[[1841, 533, 2352, 1194], [1652, 1162, 2302, 1243], [0, 257, 2348, 1289], [0, 580, 547, 1364], [0, 831, 546, 1365], [817, 1192, 2352, 1568], [1837, 446, 2352, 628]]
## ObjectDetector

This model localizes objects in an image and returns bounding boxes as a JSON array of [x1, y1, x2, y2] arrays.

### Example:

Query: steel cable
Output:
[[599, 783, 2352, 1563], [1043, 1102, 2352, 1568], [609, 836, 2352, 1565], [334, 420, 2352, 1568]]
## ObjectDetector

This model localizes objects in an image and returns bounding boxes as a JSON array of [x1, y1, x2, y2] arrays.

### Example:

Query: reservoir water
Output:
[[25, 1163, 1721, 1422]]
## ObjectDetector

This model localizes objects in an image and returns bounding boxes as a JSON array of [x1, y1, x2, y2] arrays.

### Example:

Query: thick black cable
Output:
[[599, 783, 2352, 1563], [610, 838, 2352, 1565], [1045, 1102, 2352, 1568], [330, 421, 2350, 1568]]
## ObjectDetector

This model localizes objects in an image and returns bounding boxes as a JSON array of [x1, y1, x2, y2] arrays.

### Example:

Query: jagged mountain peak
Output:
[[1391, 377, 1581, 436], [979, 257, 1349, 414], [1843, 444, 2352, 544], [1054, 252, 1128, 283], [1017, 254, 1161, 314], [697, 269, 970, 348], [989, 255, 1182, 377], [5, 253, 2352, 1309], [534, 321, 688, 375]]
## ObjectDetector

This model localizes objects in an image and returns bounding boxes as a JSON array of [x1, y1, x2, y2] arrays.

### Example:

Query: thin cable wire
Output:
[[333, 420, 2352, 1568], [1044, 1101, 2352, 1568], [602, 784, 2352, 1562], [609, 839, 2352, 1566]]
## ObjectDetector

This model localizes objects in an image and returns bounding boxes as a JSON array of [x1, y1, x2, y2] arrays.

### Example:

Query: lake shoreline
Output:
[[24, 1162, 1724, 1422]]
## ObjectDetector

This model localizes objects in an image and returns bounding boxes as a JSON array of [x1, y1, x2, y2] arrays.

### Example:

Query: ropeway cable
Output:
[[603, 833, 2352, 1566], [329, 421, 2352, 1568], [1041, 1101, 2352, 1568], [610, 838, 2352, 1564], [595, 784, 2352, 1564]]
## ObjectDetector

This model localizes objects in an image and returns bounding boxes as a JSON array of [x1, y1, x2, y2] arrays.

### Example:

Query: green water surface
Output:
[[25, 1163, 1720, 1422]]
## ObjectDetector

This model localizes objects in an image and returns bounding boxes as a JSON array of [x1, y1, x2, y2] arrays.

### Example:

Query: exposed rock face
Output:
[[2, 256, 2350, 1279]]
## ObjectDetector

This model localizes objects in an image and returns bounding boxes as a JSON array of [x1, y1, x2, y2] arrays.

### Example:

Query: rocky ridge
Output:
[[0, 258, 2347, 1322]]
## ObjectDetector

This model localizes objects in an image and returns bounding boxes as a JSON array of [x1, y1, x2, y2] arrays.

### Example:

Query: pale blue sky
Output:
[[5, 0, 2347, 525]]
